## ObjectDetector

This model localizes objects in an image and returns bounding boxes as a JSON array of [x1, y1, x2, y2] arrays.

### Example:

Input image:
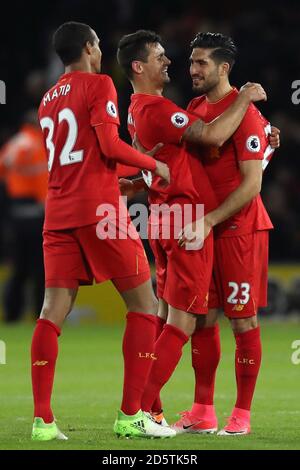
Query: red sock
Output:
[[234, 326, 262, 411], [142, 324, 189, 412], [121, 311, 157, 415], [31, 318, 61, 423], [191, 324, 221, 405], [151, 316, 166, 413]]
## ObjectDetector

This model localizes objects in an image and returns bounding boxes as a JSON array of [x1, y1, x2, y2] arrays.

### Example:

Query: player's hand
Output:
[[119, 178, 136, 200], [178, 217, 212, 248], [133, 133, 168, 184], [119, 177, 146, 200], [133, 133, 164, 157], [154, 160, 170, 185], [239, 82, 267, 103], [269, 126, 280, 149]]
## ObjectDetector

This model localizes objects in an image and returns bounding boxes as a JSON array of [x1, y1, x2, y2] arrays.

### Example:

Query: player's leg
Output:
[[29, 215, 45, 319], [136, 224, 213, 436], [116, 277, 158, 413], [119, 276, 158, 313], [72, 222, 174, 438], [185, 270, 222, 431], [112, 275, 175, 438], [217, 232, 268, 436], [172, 307, 220, 434], [142, 230, 214, 416], [150, 298, 168, 423], [31, 287, 77, 441], [141, 306, 196, 414], [217, 314, 261, 436], [182, 266, 222, 433], [31, 228, 86, 441], [192, 308, 220, 411]]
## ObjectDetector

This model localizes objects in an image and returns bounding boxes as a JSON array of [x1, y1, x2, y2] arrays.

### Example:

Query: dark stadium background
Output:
[[0, 0, 299, 319]]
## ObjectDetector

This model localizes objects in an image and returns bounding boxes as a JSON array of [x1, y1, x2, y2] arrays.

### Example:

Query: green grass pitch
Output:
[[0, 320, 299, 450]]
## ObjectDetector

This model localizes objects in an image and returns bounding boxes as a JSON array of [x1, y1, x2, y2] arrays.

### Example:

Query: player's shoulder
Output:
[[85, 72, 113, 84], [244, 102, 268, 125], [146, 95, 186, 114], [187, 95, 206, 111], [39, 81, 61, 115], [143, 96, 192, 130], [131, 94, 167, 115], [85, 74, 117, 107], [84, 73, 115, 91], [131, 94, 189, 126]]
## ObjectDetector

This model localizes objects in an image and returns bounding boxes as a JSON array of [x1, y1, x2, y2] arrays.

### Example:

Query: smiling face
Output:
[[139, 42, 171, 88], [189, 47, 221, 95]]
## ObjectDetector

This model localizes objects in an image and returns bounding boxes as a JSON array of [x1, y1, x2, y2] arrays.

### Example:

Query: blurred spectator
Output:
[[0, 109, 47, 322]]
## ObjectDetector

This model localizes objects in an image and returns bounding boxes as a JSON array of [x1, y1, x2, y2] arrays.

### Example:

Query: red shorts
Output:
[[43, 221, 150, 291], [150, 228, 213, 315], [208, 230, 269, 318]]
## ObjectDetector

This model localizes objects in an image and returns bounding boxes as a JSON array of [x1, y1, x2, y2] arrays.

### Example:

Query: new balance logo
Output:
[[33, 360, 48, 366], [233, 304, 245, 311]]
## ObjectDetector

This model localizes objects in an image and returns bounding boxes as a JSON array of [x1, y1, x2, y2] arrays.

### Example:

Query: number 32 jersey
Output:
[[39, 71, 121, 230]]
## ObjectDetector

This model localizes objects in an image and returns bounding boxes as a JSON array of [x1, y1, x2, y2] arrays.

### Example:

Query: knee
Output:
[[168, 310, 197, 337], [196, 310, 218, 329], [130, 295, 158, 316], [39, 302, 71, 329], [39, 307, 63, 329], [230, 316, 258, 334]]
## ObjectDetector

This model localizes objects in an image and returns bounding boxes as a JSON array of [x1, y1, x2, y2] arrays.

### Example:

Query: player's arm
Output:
[[88, 75, 169, 183], [178, 160, 262, 247], [117, 163, 140, 178], [182, 82, 267, 147], [95, 123, 169, 184], [205, 159, 262, 227], [118, 137, 163, 199]]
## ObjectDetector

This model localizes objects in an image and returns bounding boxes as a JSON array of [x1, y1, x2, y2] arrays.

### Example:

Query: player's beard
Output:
[[192, 73, 220, 95]]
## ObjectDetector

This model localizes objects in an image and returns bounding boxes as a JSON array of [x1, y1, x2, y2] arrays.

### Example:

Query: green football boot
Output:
[[31, 417, 68, 441]]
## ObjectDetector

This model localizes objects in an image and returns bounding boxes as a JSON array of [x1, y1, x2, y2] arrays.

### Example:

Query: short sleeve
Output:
[[233, 105, 268, 161], [141, 99, 199, 145], [87, 75, 120, 127]]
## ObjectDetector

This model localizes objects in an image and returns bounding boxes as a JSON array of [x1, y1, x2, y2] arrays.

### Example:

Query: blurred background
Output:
[[0, 0, 299, 323]]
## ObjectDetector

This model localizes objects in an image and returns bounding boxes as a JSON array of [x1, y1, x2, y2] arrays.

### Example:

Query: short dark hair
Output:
[[190, 32, 237, 73], [53, 21, 95, 66], [117, 30, 161, 79]]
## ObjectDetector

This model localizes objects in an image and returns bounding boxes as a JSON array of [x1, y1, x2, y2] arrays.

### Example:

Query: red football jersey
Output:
[[187, 88, 273, 237], [128, 93, 218, 214], [39, 71, 121, 230]]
